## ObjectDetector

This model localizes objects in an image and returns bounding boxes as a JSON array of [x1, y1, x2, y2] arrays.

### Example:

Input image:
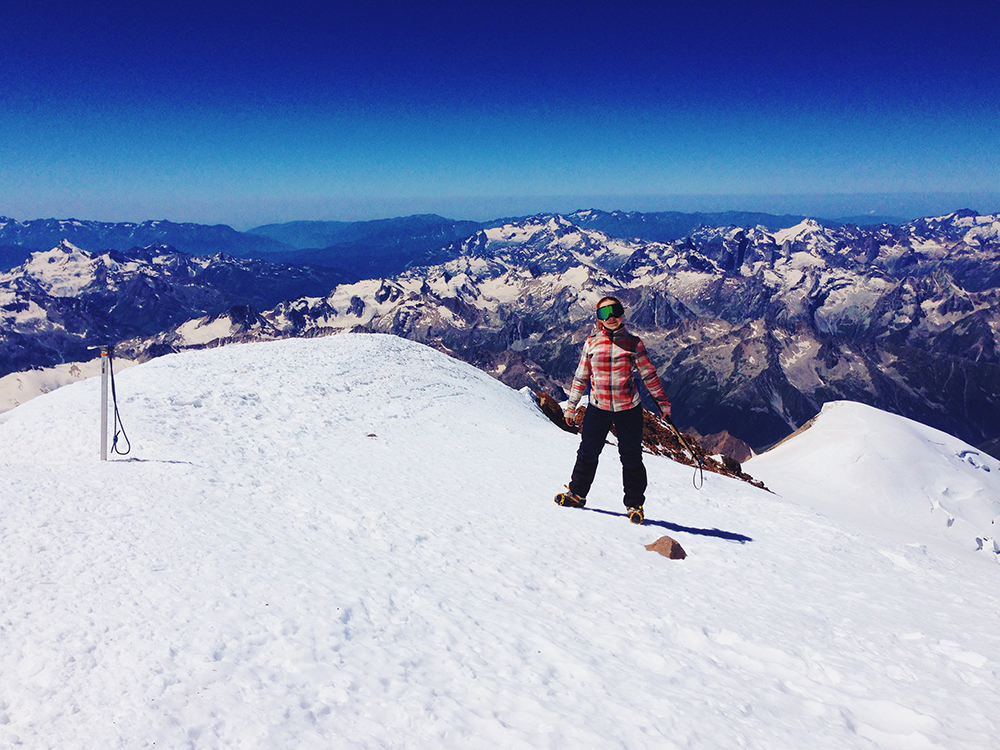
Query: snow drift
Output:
[[0, 334, 997, 749], [747, 400, 1000, 556]]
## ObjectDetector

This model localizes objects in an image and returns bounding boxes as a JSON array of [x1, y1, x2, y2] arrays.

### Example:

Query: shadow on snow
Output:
[[583, 507, 754, 544]]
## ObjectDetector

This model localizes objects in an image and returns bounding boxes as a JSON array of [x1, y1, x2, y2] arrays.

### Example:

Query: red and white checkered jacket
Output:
[[566, 324, 670, 413]]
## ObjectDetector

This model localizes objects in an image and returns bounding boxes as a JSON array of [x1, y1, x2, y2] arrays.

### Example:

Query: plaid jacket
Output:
[[567, 324, 670, 413]]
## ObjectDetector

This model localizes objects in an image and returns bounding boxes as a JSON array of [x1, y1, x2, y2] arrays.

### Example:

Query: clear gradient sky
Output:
[[2, 0, 999, 228]]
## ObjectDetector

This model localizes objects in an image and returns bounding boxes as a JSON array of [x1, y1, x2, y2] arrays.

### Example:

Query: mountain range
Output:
[[3, 210, 847, 277], [2, 208, 999, 459], [0, 217, 292, 267], [0, 241, 346, 377], [246, 214, 484, 280]]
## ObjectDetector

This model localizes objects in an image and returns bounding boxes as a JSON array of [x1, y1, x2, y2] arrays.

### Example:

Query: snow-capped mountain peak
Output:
[[907, 210, 1000, 244], [21, 240, 108, 296], [772, 218, 826, 244], [0, 241, 346, 379]]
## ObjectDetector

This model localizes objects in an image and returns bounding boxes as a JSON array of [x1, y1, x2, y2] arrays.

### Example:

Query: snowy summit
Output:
[[747, 401, 1000, 556], [1, 334, 998, 748]]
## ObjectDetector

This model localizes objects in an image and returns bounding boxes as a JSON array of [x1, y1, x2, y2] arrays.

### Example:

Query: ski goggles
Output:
[[596, 302, 625, 320]]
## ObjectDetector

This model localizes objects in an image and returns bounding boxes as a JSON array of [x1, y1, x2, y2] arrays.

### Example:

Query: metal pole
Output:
[[100, 346, 109, 461]]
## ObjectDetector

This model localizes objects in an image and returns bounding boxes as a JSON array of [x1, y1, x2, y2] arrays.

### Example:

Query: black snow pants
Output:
[[568, 404, 647, 508]]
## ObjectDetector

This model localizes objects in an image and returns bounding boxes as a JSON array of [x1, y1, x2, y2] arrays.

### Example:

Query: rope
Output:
[[107, 347, 131, 456], [664, 414, 704, 490]]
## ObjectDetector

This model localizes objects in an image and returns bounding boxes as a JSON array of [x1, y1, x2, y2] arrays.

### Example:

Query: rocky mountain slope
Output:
[[0, 241, 346, 377]]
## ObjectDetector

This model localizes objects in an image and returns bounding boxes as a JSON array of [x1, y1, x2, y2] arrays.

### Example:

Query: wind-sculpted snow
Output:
[[747, 401, 1000, 555], [0, 335, 998, 748]]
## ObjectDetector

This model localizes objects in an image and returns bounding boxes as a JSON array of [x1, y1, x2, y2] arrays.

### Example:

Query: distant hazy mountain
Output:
[[247, 214, 484, 280], [0, 217, 293, 264], [834, 214, 909, 226], [247, 214, 480, 248]]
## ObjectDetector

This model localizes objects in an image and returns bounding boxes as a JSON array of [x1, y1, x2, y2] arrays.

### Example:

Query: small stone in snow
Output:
[[645, 535, 687, 560]]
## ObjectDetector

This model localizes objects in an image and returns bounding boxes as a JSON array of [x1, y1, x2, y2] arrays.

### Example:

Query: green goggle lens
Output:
[[597, 303, 625, 320]]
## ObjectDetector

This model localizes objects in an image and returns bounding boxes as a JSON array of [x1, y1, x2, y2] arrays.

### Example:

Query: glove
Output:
[[658, 400, 672, 417]]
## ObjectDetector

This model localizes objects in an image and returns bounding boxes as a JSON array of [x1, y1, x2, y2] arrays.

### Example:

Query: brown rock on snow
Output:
[[644, 535, 687, 560], [535, 392, 578, 433]]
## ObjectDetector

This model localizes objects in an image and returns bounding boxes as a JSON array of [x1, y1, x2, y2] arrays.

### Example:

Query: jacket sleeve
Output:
[[634, 338, 670, 406], [566, 338, 592, 409]]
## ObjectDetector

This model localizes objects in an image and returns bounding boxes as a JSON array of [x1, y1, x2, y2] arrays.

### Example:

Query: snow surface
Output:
[[773, 219, 825, 245], [175, 316, 243, 347], [1, 334, 999, 749], [746, 401, 1000, 558], [0, 357, 137, 413]]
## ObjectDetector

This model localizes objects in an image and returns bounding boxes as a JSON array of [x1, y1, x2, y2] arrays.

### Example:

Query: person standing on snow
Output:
[[555, 296, 671, 525]]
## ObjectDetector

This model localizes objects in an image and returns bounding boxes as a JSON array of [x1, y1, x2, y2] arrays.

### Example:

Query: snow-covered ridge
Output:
[[772, 218, 828, 245], [908, 211, 1000, 246], [748, 400, 1000, 555], [20, 240, 126, 296], [8, 240, 206, 297], [0, 356, 138, 412], [1, 335, 997, 748]]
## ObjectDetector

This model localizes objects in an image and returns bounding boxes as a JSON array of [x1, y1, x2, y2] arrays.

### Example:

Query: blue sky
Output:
[[2, 0, 998, 228]]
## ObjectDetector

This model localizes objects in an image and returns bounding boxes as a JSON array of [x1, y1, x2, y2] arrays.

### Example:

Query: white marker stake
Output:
[[100, 347, 109, 461]]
